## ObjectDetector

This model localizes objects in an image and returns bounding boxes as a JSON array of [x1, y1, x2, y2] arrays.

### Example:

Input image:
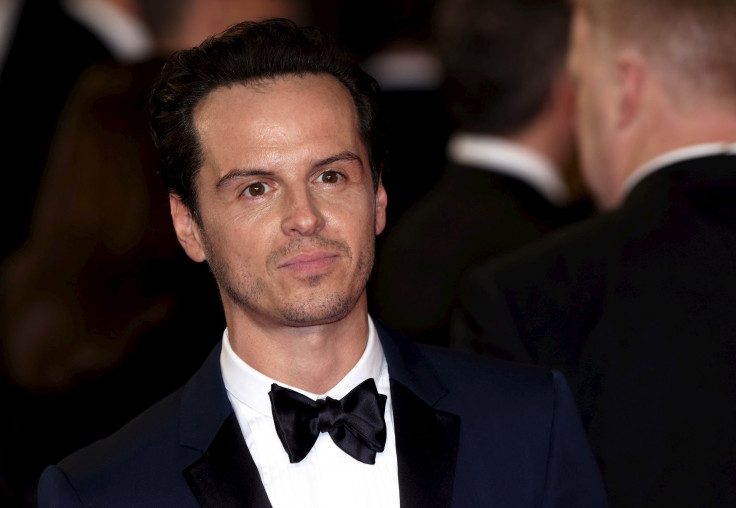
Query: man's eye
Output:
[[318, 170, 343, 184], [244, 182, 270, 197]]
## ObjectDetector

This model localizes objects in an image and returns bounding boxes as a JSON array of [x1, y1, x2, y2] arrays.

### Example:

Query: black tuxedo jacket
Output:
[[38, 322, 607, 507], [371, 162, 592, 347], [452, 154, 736, 507]]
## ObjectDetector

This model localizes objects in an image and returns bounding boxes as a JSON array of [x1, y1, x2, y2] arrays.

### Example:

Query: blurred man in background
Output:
[[0, 0, 153, 263], [453, 0, 736, 505], [372, 0, 593, 347], [359, 0, 451, 224]]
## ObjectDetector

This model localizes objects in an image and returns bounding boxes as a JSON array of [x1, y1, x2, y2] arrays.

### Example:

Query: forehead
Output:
[[193, 74, 363, 172]]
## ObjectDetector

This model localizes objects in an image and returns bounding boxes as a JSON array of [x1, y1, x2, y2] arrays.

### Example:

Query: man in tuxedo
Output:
[[37, 19, 607, 507], [452, 0, 736, 506], [371, 0, 593, 347]]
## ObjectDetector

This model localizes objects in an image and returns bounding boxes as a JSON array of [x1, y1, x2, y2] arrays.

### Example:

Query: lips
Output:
[[277, 251, 339, 275]]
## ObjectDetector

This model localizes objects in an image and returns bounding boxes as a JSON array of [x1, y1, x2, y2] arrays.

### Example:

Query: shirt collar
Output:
[[624, 142, 736, 196], [221, 316, 385, 417], [446, 132, 570, 205]]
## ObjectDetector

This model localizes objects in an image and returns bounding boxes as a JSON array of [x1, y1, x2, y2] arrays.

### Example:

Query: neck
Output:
[[224, 296, 370, 394], [611, 109, 736, 208], [508, 75, 576, 175], [509, 119, 573, 175], [602, 70, 736, 208]]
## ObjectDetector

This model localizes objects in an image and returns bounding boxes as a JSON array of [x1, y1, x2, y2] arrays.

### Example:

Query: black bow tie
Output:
[[268, 378, 387, 464]]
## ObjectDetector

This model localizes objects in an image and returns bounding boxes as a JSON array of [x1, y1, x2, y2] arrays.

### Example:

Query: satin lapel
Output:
[[391, 380, 460, 508], [375, 320, 462, 507], [178, 344, 272, 507], [183, 412, 273, 508]]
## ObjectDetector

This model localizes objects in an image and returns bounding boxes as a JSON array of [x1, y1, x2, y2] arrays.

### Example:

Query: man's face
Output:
[[568, 9, 620, 209], [180, 74, 386, 328]]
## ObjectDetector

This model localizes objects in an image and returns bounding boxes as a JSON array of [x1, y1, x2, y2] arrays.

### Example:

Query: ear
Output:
[[374, 173, 388, 236], [169, 194, 207, 263], [616, 50, 646, 130]]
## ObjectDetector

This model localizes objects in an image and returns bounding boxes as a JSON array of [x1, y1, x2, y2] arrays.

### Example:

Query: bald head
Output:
[[571, 0, 736, 106], [566, 0, 736, 210]]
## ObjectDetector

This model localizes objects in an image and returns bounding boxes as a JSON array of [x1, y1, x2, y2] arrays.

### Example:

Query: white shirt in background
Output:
[[63, 0, 152, 63], [624, 142, 736, 197], [447, 132, 570, 206]]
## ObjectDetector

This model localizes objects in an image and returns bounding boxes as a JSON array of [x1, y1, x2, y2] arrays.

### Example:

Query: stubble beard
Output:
[[200, 230, 375, 327]]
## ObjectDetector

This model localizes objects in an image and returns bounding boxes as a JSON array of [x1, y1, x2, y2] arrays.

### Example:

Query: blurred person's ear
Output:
[[615, 50, 647, 131]]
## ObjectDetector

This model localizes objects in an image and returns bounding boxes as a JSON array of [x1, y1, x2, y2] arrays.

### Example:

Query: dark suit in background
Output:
[[0, 0, 113, 262], [0, 2, 135, 503], [351, 0, 452, 224], [372, 157, 591, 346], [453, 154, 736, 507], [0, 57, 224, 508], [38, 323, 608, 508], [370, 0, 593, 346]]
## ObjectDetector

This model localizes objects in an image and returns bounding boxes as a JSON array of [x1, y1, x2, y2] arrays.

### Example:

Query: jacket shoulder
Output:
[[413, 344, 608, 507], [419, 344, 560, 408], [38, 387, 201, 507], [58, 387, 184, 474]]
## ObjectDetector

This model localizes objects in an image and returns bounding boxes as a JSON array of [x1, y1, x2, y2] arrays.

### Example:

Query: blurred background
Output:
[[0, 1, 592, 505]]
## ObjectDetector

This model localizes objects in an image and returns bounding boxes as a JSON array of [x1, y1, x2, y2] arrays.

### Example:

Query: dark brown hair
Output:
[[150, 18, 384, 218], [434, 0, 571, 135]]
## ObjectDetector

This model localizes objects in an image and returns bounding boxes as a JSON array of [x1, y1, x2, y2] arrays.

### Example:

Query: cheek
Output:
[[208, 217, 269, 267], [331, 210, 376, 262], [325, 187, 377, 230], [575, 91, 597, 164], [575, 86, 610, 199], [577, 84, 600, 135], [332, 208, 374, 241]]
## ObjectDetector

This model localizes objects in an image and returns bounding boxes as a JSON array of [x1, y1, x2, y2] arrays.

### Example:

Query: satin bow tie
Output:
[[268, 378, 388, 464]]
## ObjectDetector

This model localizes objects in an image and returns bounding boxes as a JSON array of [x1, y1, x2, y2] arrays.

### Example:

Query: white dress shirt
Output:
[[220, 316, 400, 508], [447, 132, 571, 206], [623, 142, 736, 197]]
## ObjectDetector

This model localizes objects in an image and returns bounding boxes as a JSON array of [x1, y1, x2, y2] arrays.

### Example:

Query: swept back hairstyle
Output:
[[150, 18, 384, 219], [434, 0, 571, 135], [572, 0, 736, 103]]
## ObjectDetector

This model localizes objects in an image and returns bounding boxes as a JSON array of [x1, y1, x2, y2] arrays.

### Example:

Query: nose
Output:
[[280, 185, 325, 237]]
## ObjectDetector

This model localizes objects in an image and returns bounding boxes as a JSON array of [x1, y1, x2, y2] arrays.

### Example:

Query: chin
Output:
[[276, 292, 356, 327]]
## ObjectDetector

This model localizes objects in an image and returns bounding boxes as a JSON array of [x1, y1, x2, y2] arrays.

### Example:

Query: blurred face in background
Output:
[[225, 0, 310, 24], [174, 0, 311, 51], [567, 8, 620, 209]]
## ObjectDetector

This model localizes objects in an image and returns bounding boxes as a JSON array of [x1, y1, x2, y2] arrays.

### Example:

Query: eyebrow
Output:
[[216, 169, 274, 191], [313, 151, 362, 169], [214, 151, 363, 191]]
